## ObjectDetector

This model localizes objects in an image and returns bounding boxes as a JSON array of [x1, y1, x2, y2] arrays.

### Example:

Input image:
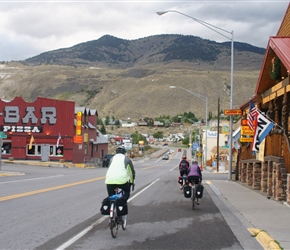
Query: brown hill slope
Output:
[[0, 34, 264, 120], [0, 62, 259, 120]]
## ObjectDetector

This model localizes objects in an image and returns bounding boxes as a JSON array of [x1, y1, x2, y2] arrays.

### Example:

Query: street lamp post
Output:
[[170, 86, 208, 168], [158, 10, 234, 180]]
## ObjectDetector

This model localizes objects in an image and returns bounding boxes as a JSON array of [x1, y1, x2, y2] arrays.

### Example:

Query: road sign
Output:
[[192, 143, 199, 151], [0, 131, 7, 139], [224, 109, 242, 115]]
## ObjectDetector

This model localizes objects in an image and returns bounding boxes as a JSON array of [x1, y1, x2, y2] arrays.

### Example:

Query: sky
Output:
[[0, 0, 289, 61]]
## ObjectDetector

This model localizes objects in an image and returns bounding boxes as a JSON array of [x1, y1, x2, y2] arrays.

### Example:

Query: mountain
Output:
[[0, 34, 265, 121], [23, 34, 265, 70]]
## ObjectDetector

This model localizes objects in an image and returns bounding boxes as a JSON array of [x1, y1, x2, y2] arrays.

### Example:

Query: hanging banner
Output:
[[252, 113, 274, 152]]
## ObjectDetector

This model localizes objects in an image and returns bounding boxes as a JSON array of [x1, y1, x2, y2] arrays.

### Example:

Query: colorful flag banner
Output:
[[29, 135, 34, 150], [247, 100, 258, 130], [56, 133, 61, 148], [252, 113, 274, 152]]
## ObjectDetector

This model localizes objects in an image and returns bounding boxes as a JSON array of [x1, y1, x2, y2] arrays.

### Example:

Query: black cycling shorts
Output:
[[180, 169, 188, 176], [187, 176, 200, 185]]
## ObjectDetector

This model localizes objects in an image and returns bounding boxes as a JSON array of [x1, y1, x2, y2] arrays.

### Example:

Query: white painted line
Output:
[[128, 178, 159, 202], [55, 178, 160, 250], [55, 216, 108, 250], [170, 165, 179, 171]]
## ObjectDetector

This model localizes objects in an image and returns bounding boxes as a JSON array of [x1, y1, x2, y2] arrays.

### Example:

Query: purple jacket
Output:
[[188, 163, 202, 180]]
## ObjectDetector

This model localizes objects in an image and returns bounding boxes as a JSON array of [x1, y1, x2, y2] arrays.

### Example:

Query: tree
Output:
[[131, 132, 146, 144], [100, 124, 106, 134], [98, 118, 103, 125], [153, 131, 163, 139], [105, 116, 110, 125], [182, 136, 190, 145]]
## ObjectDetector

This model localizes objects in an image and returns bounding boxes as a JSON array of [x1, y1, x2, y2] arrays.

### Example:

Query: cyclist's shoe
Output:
[[180, 185, 183, 190]]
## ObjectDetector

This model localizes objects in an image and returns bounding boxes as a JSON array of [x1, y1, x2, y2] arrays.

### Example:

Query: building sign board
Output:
[[241, 126, 254, 136], [240, 137, 253, 142], [74, 135, 83, 143], [76, 111, 82, 135]]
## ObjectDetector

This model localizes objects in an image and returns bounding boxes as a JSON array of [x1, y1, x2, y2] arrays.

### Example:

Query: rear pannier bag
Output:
[[183, 185, 192, 198], [195, 184, 204, 199], [100, 197, 110, 215], [116, 197, 128, 216]]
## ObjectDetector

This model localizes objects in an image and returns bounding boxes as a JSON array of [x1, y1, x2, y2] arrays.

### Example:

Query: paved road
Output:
[[0, 152, 260, 249]]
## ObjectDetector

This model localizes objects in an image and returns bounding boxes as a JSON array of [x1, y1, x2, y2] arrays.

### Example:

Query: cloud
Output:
[[0, 1, 288, 61]]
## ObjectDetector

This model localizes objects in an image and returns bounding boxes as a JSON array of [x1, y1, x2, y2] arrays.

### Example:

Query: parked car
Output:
[[162, 154, 169, 160], [102, 154, 114, 167]]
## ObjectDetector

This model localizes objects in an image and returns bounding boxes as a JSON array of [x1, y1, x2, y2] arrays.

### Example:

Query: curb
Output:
[[0, 171, 25, 177], [248, 228, 282, 250]]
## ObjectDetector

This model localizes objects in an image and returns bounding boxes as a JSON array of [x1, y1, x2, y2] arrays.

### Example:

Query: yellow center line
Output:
[[0, 176, 105, 202]]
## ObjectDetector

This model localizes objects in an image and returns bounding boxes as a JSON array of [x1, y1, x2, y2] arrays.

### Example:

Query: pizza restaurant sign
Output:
[[0, 106, 56, 133]]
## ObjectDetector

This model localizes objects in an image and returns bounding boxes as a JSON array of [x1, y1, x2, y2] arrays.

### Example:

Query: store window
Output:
[[2, 141, 11, 154], [27, 145, 42, 156], [26, 145, 63, 157], [50, 145, 64, 157], [56, 146, 64, 156], [84, 144, 88, 155]]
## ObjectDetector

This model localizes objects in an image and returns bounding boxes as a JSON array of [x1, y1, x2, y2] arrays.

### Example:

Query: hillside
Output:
[[0, 34, 264, 121]]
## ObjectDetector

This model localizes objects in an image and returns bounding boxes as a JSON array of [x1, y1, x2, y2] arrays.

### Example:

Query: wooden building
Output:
[[238, 4, 290, 204], [0, 96, 104, 164]]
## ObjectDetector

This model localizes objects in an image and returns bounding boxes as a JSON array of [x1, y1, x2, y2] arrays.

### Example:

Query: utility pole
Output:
[[217, 98, 220, 173]]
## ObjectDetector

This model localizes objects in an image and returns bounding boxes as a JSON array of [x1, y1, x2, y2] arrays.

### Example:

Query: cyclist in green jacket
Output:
[[105, 146, 136, 201]]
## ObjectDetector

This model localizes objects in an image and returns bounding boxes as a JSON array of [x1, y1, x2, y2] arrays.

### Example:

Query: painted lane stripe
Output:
[[55, 178, 160, 250], [0, 176, 105, 202]]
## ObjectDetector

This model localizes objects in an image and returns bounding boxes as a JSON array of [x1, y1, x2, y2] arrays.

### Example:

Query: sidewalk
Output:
[[208, 179, 290, 250]]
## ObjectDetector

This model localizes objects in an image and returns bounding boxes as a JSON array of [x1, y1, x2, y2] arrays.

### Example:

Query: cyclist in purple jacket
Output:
[[187, 160, 202, 186]]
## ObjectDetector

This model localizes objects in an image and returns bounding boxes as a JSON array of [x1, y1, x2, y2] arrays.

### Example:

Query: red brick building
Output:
[[0, 96, 105, 163]]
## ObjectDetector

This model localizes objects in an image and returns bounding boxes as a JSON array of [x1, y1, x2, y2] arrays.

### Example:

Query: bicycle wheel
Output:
[[192, 186, 196, 210], [110, 203, 118, 238], [121, 215, 127, 230]]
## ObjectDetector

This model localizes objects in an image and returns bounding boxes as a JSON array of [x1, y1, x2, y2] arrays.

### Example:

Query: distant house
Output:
[[94, 130, 109, 160]]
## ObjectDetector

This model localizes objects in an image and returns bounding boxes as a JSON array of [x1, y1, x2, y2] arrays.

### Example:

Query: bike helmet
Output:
[[116, 146, 126, 154], [182, 155, 186, 160]]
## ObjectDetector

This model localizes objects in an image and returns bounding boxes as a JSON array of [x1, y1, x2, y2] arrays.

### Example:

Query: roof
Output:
[[277, 3, 290, 36], [269, 37, 290, 71], [94, 130, 109, 145], [75, 107, 98, 116], [254, 36, 290, 96]]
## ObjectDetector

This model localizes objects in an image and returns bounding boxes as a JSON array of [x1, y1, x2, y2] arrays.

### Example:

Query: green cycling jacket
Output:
[[105, 153, 135, 184]]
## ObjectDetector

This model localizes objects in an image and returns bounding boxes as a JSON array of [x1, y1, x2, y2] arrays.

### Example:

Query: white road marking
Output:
[[55, 178, 160, 250]]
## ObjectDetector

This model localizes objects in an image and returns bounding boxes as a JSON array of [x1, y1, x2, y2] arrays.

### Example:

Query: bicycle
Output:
[[108, 189, 127, 238], [189, 182, 201, 210]]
